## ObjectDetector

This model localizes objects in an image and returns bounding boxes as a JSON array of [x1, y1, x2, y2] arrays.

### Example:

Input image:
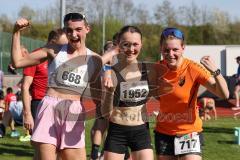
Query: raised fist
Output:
[[14, 18, 30, 32]]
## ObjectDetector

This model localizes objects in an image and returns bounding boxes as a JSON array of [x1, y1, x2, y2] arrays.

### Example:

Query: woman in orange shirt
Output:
[[154, 27, 229, 160]]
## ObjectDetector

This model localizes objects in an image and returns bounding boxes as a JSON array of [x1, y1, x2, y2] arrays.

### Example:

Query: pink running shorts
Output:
[[31, 95, 85, 149]]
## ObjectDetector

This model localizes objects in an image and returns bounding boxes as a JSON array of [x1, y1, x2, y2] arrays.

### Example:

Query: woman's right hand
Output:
[[14, 18, 30, 32], [23, 112, 34, 132]]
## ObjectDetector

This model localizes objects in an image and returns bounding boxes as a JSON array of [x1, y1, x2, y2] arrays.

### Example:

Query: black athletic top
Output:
[[112, 63, 149, 107]]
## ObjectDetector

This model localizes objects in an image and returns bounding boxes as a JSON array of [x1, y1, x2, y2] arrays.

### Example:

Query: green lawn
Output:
[[202, 118, 240, 160], [0, 118, 240, 159]]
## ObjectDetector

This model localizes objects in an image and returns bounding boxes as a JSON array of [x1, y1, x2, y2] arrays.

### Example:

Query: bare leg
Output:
[[157, 155, 177, 160], [33, 142, 57, 160], [131, 149, 153, 160], [104, 151, 125, 160], [61, 148, 86, 160], [179, 154, 201, 160]]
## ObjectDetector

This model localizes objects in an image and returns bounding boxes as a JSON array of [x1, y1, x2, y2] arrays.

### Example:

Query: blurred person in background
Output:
[[9, 91, 23, 126], [198, 97, 217, 120], [232, 56, 240, 110], [2, 87, 19, 137], [0, 90, 5, 137]]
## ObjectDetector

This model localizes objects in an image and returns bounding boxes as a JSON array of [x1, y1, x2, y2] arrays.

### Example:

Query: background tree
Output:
[[1, 0, 240, 61], [18, 5, 36, 20], [177, 1, 200, 26], [154, 0, 177, 27], [133, 4, 150, 24]]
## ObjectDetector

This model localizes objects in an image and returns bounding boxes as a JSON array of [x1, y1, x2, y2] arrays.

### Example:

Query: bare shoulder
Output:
[[91, 51, 101, 57], [43, 44, 64, 59]]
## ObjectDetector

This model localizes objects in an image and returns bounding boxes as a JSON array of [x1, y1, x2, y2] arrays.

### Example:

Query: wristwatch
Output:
[[211, 69, 221, 77], [103, 64, 112, 71]]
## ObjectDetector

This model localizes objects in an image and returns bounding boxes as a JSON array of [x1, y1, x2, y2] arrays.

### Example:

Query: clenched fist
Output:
[[14, 18, 30, 32]]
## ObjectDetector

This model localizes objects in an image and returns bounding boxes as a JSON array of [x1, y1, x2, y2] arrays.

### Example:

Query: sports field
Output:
[[0, 117, 240, 160]]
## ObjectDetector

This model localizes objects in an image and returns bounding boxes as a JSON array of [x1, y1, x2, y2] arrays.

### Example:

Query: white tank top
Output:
[[48, 45, 95, 94]]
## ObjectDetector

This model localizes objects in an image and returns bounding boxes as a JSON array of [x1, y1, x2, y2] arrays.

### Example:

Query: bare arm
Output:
[[200, 56, 229, 99], [21, 76, 34, 130], [101, 71, 118, 118], [203, 75, 229, 99], [101, 47, 119, 65], [101, 87, 115, 118], [11, 18, 49, 68]]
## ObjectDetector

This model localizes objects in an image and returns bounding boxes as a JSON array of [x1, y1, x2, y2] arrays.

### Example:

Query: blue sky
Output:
[[1, 0, 240, 21]]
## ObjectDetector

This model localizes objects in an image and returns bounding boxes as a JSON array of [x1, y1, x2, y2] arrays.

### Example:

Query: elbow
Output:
[[220, 91, 229, 100], [21, 84, 30, 91], [224, 92, 230, 100], [11, 63, 18, 69], [11, 61, 20, 69]]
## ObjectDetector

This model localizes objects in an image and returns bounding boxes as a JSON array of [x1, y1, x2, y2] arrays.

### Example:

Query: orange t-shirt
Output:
[[155, 58, 211, 135]]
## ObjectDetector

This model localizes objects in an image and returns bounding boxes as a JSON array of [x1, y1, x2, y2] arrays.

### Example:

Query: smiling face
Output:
[[160, 37, 185, 70], [119, 32, 142, 63], [64, 20, 90, 49]]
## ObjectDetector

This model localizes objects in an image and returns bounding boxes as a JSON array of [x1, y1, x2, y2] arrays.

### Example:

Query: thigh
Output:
[[157, 155, 177, 160], [129, 127, 152, 152], [132, 149, 154, 160], [180, 154, 202, 160], [104, 123, 128, 154], [154, 131, 175, 156], [61, 148, 86, 160], [60, 100, 85, 149], [31, 98, 58, 147], [33, 142, 57, 160], [104, 151, 125, 160]]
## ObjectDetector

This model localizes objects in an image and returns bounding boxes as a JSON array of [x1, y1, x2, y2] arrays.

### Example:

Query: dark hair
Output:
[[47, 28, 66, 44], [112, 32, 119, 45], [63, 12, 88, 26], [118, 25, 142, 41], [8, 64, 17, 75], [6, 87, 13, 94], [15, 91, 22, 101], [0, 90, 4, 100], [236, 56, 240, 61], [103, 41, 114, 52]]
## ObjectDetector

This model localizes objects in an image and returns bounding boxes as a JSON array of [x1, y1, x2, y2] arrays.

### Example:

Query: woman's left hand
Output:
[[200, 56, 218, 72]]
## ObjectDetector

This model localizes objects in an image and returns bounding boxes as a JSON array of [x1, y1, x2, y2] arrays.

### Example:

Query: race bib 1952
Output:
[[120, 81, 149, 102]]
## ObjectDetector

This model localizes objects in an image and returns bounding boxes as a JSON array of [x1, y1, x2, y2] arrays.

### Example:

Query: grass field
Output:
[[0, 117, 240, 160]]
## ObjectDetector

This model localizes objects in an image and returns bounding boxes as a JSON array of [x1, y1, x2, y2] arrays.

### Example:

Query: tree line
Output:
[[0, 0, 240, 61]]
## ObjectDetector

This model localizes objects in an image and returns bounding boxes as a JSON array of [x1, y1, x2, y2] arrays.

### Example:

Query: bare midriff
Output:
[[110, 105, 148, 126], [46, 87, 81, 100]]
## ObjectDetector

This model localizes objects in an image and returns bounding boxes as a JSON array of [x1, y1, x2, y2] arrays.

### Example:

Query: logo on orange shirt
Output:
[[178, 76, 185, 86]]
